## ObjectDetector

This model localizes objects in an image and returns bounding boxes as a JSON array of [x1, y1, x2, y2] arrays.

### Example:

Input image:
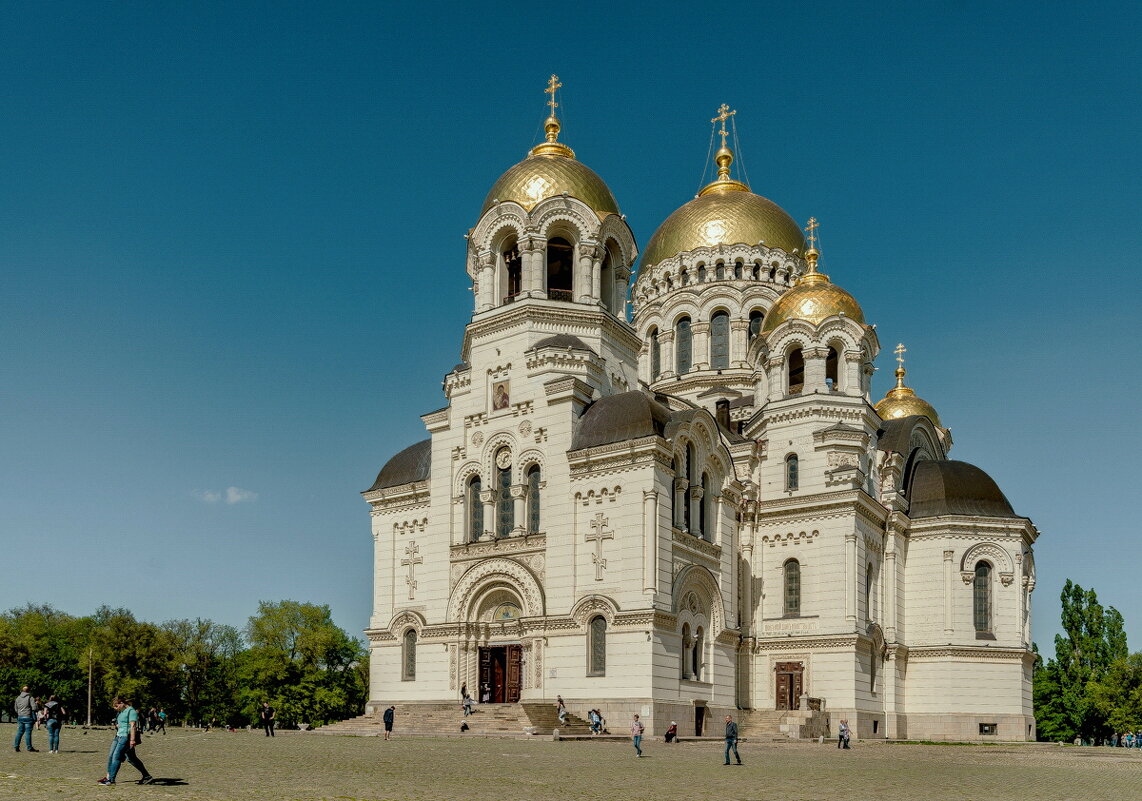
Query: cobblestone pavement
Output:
[[1, 724, 1140, 800]]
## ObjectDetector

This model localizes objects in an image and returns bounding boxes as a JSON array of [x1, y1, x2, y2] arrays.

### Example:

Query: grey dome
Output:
[[367, 439, 431, 491], [907, 460, 1018, 519]]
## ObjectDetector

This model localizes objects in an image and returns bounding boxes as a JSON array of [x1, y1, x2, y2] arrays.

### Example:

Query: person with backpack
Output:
[[43, 695, 66, 753]]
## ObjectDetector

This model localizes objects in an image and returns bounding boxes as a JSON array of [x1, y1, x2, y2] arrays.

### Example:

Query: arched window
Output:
[[710, 311, 730, 369], [402, 629, 417, 680], [468, 476, 483, 541], [826, 346, 839, 390], [715, 262, 725, 281], [649, 328, 661, 379], [600, 249, 614, 313], [788, 348, 805, 394], [496, 451, 513, 538], [588, 615, 606, 676], [546, 237, 574, 301], [692, 626, 704, 681], [685, 443, 696, 531], [681, 623, 692, 678], [786, 454, 799, 491], [734, 261, 743, 280], [866, 563, 874, 622], [676, 317, 692, 373], [503, 241, 522, 301], [700, 472, 712, 540], [526, 465, 541, 534], [784, 560, 801, 616], [748, 310, 764, 343], [974, 562, 992, 633]]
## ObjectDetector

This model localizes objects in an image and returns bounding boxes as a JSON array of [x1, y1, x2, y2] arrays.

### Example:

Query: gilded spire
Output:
[[798, 217, 829, 285], [698, 103, 749, 196], [530, 75, 575, 159], [893, 343, 909, 389]]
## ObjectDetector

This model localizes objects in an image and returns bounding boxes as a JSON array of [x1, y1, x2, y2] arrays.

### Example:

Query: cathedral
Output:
[[361, 79, 1039, 741]]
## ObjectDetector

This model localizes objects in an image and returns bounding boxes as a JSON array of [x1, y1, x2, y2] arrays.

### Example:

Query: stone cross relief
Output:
[[586, 512, 613, 581], [402, 541, 423, 600]]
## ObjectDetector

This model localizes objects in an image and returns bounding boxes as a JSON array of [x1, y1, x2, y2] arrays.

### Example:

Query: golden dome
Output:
[[482, 152, 620, 218], [875, 355, 942, 427], [640, 136, 805, 267], [760, 249, 864, 333], [481, 85, 619, 219]]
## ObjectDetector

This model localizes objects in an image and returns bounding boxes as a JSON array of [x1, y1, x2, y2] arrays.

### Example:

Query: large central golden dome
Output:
[[641, 186, 806, 268], [481, 109, 619, 219], [640, 137, 805, 268]]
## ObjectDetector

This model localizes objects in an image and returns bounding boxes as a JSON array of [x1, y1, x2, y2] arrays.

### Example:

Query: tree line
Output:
[[1034, 579, 1141, 742], [0, 600, 367, 728]]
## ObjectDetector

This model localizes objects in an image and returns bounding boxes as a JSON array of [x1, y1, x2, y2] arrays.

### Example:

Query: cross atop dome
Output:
[[531, 74, 574, 158], [711, 103, 736, 150]]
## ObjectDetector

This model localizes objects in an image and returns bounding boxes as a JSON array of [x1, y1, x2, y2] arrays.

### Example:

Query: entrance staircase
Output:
[[316, 702, 592, 737]]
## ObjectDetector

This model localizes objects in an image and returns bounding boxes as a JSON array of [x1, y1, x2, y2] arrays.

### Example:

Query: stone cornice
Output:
[[672, 529, 723, 561], [567, 436, 672, 476], [450, 534, 547, 563], [752, 634, 859, 652], [462, 302, 640, 361], [364, 482, 431, 510], [753, 489, 887, 528], [905, 645, 1034, 662]]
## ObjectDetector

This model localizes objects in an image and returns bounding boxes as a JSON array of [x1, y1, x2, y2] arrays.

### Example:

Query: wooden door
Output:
[[505, 645, 522, 703], [775, 662, 804, 710], [695, 705, 706, 736], [479, 648, 492, 702]]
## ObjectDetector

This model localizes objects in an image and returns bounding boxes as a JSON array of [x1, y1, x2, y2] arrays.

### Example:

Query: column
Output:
[[691, 321, 711, 370], [845, 532, 857, 623], [943, 549, 955, 635], [730, 319, 749, 367], [479, 490, 495, 539], [844, 352, 863, 395], [577, 244, 599, 304], [477, 253, 495, 312], [673, 477, 687, 529], [659, 331, 677, 380], [689, 486, 704, 535], [643, 490, 658, 593], [884, 527, 898, 641], [803, 346, 828, 392], [511, 484, 527, 536], [766, 356, 785, 401], [521, 239, 543, 297]]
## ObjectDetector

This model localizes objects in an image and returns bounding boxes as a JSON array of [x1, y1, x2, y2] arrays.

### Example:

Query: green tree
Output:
[[1034, 580, 1130, 741], [240, 600, 367, 727], [163, 618, 243, 725]]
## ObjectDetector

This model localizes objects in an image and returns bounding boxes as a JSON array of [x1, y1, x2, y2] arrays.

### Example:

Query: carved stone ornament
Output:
[[519, 420, 533, 437], [472, 431, 484, 447], [496, 449, 513, 469]]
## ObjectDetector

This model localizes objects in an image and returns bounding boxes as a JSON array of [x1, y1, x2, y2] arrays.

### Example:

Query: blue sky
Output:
[[2, 1, 1140, 651]]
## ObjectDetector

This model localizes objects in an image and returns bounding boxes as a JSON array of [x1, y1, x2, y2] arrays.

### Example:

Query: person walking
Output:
[[154, 709, 167, 735], [723, 715, 743, 765], [43, 695, 66, 753], [99, 696, 154, 785], [260, 701, 276, 737], [556, 695, 567, 725], [13, 685, 39, 752], [630, 713, 645, 757], [838, 719, 851, 749], [382, 706, 395, 740]]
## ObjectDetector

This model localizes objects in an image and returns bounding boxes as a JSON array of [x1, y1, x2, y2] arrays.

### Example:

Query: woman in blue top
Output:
[[98, 697, 154, 785]]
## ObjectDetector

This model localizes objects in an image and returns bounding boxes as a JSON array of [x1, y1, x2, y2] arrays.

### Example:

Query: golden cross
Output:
[[711, 103, 736, 148], [805, 217, 819, 249], [894, 343, 907, 368], [545, 75, 562, 116]]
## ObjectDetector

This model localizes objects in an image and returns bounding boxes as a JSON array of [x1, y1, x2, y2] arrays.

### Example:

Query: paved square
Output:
[[1, 724, 1139, 800]]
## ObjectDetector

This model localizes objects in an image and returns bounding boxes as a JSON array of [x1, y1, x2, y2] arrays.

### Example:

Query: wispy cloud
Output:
[[192, 487, 258, 505], [225, 486, 258, 505]]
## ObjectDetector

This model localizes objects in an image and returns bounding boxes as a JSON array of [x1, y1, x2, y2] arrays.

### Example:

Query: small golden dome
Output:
[[481, 75, 619, 219], [760, 248, 864, 333], [875, 355, 942, 427]]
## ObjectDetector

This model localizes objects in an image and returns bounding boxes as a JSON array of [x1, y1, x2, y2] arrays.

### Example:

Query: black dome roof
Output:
[[907, 460, 1019, 519], [573, 391, 672, 450], [367, 439, 431, 491]]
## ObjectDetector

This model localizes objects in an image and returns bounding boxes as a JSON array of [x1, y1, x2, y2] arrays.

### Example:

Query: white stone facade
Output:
[[362, 124, 1039, 742]]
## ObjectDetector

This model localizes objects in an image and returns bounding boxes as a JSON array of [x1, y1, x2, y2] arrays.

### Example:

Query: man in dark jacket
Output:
[[382, 706, 395, 740], [13, 686, 39, 752], [724, 715, 742, 765]]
